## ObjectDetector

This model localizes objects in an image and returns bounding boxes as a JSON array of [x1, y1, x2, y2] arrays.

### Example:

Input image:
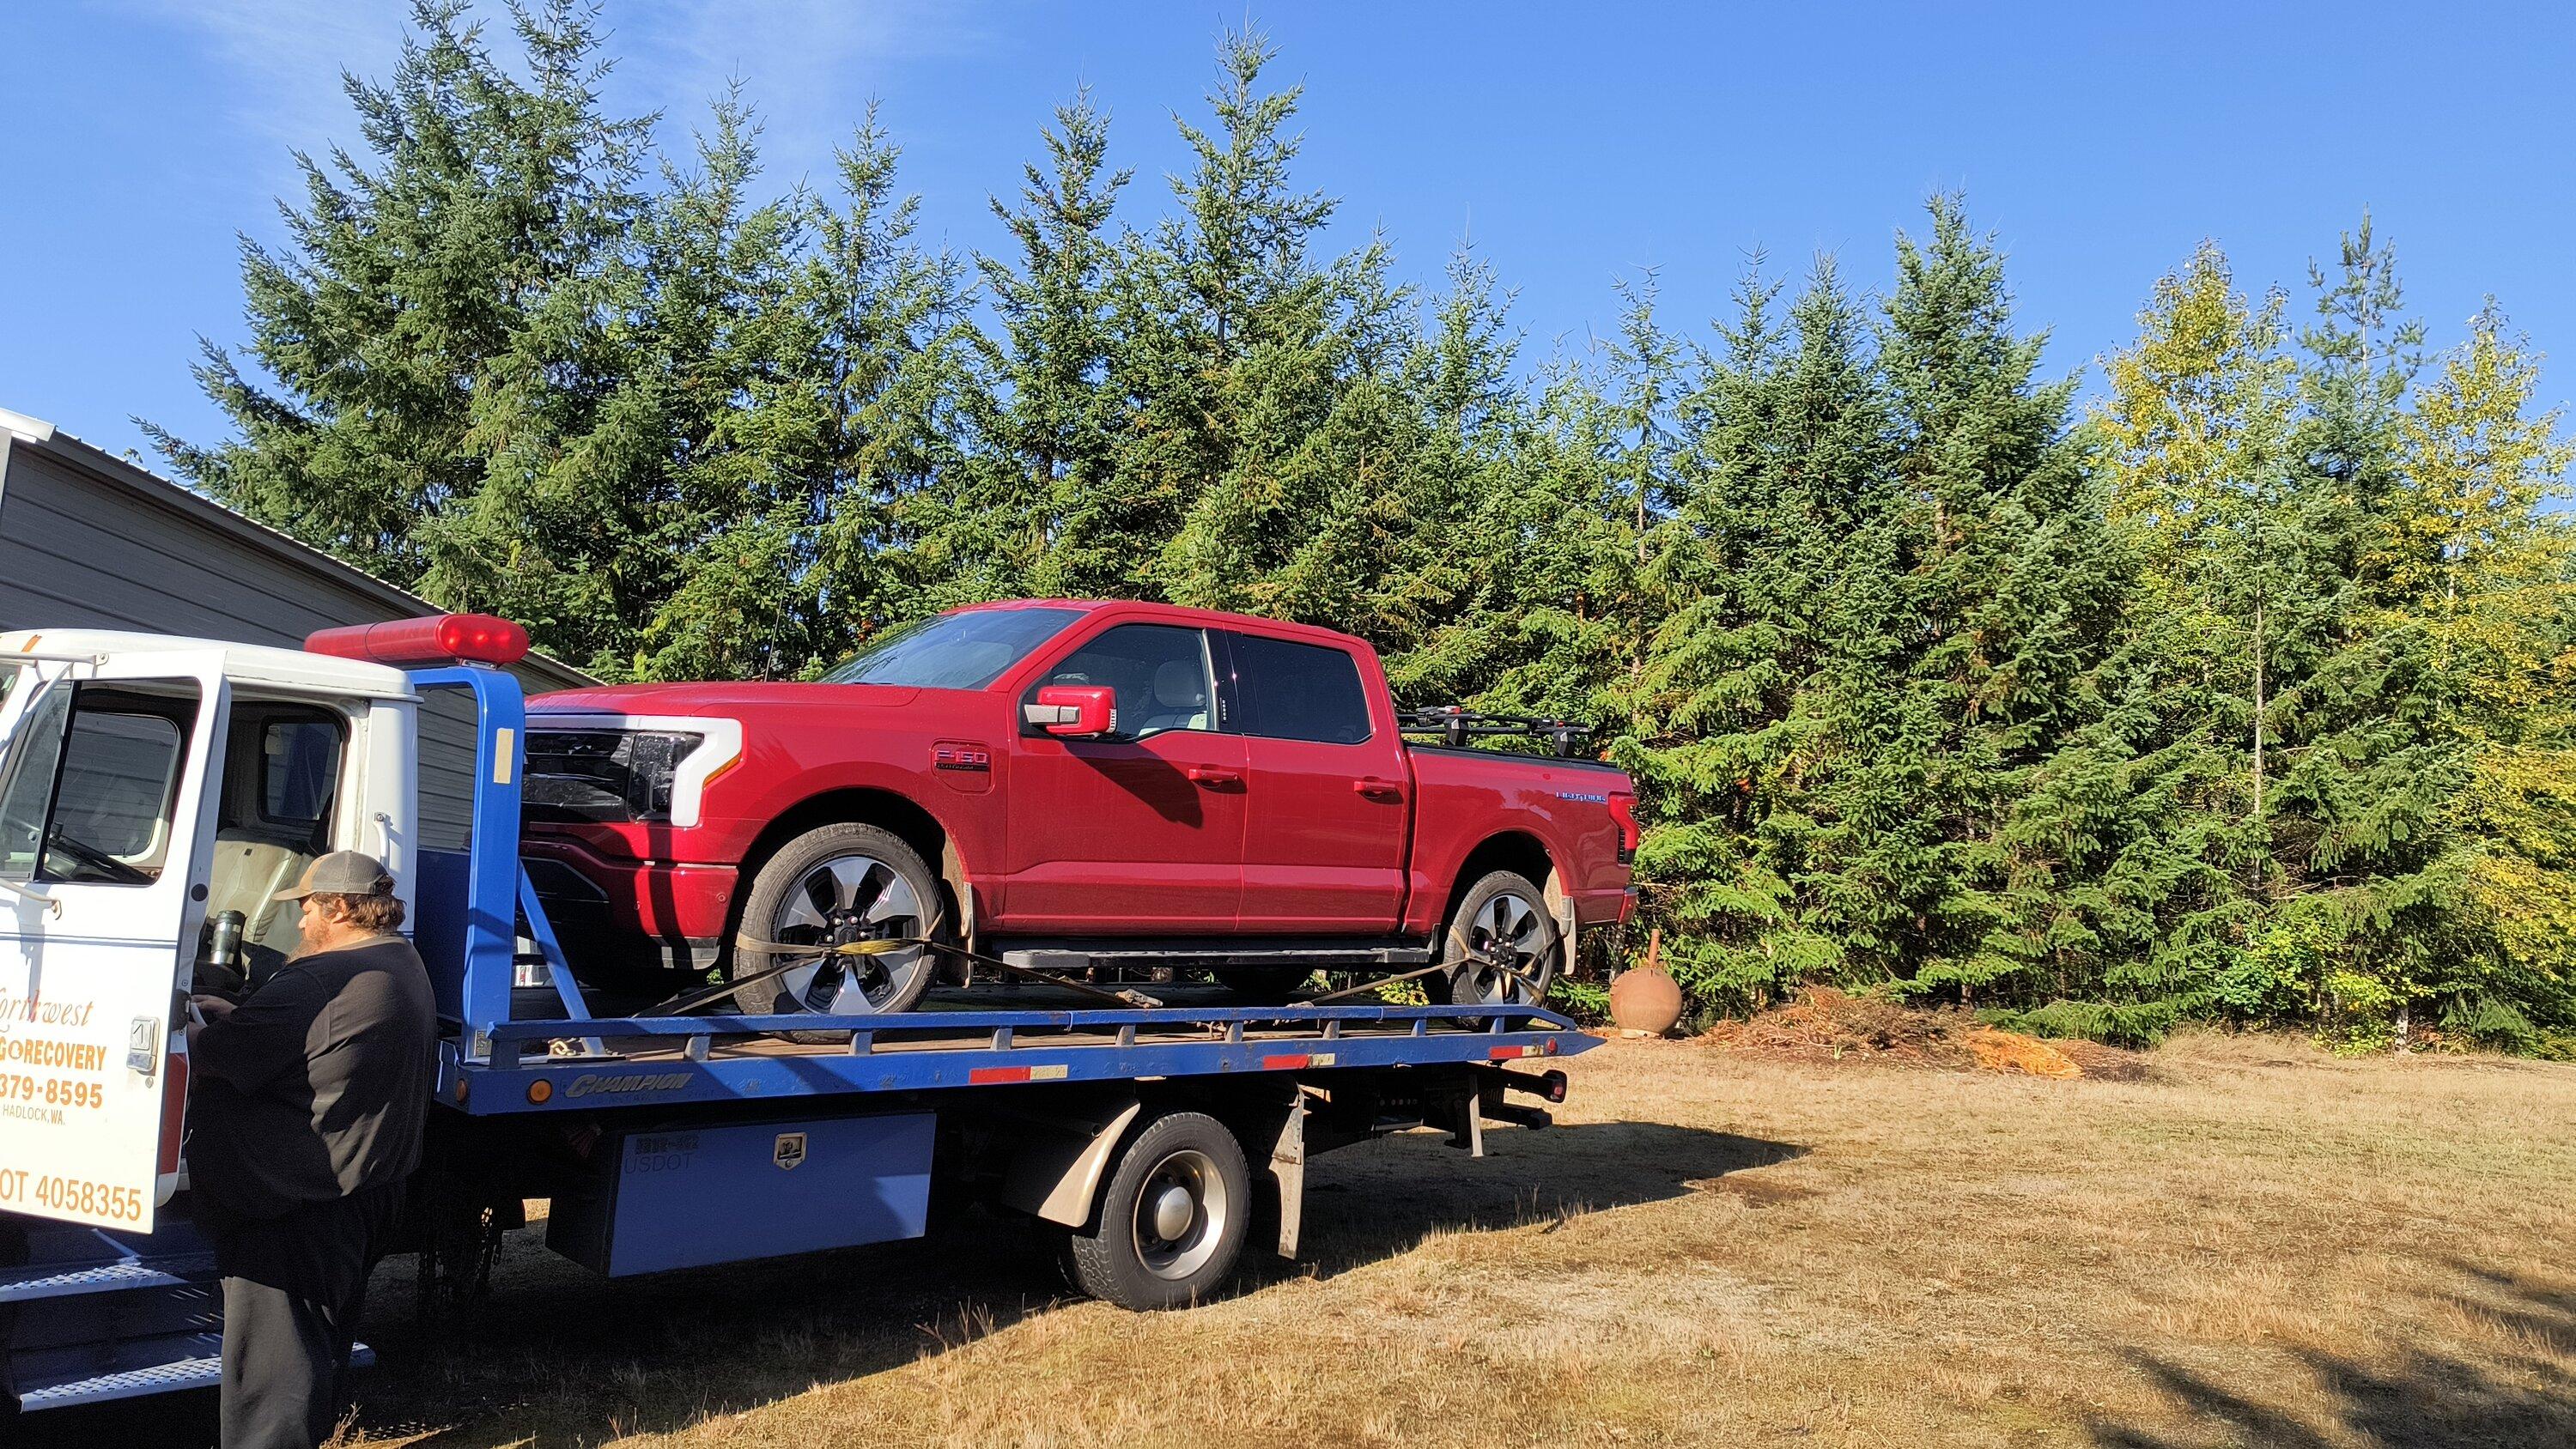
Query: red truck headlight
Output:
[[523, 718, 743, 828]]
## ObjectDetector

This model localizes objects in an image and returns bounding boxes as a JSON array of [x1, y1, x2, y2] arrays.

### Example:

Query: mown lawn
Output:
[[36, 1031, 2576, 1447]]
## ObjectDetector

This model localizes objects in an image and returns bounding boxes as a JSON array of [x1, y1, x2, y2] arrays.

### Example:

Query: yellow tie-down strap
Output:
[[731, 935, 917, 958]]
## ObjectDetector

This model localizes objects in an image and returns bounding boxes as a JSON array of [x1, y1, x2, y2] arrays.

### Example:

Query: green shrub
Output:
[[1978, 998, 2183, 1050]]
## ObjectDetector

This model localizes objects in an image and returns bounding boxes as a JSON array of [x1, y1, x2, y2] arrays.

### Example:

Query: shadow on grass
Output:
[[2088, 1258, 2576, 1449], [10, 1120, 1795, 1449], [1287, 1119, 1807, 1282]]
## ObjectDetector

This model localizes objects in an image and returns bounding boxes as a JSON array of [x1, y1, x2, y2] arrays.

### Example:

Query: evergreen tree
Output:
[[2373, 308, 2576, 1046], [965, 89, 1132, 600], [1126, 27, 1404, 612], [1797, 198, 2114, 1000], [1626, 256, 1881, 1007], [146, 0, 653, 603], [796, 113, 978, 646], [146, 2, 2576, 1050], [1367, 246, 1535, 694]]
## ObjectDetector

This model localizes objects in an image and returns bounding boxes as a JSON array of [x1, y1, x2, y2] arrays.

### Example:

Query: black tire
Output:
[[1424, 870, 1562, 1010], [732, 822, 942, 1034], [1211, 964, 1315, 1002], [1064, 1111, 1252, 1310]]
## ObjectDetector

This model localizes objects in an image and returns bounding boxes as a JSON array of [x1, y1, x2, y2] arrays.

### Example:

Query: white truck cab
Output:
[[0, 629, 417, 1230]]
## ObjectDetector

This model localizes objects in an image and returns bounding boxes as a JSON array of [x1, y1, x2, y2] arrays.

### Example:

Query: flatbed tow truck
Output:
[[0, 617, 1592, 1417]]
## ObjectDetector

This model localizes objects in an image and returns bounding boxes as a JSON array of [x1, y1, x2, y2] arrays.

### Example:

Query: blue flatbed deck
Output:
[[451, 1000, 1594, 1114]]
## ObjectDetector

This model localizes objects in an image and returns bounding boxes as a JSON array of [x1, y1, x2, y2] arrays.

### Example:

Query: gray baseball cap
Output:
[[272, 851, 397, 902]]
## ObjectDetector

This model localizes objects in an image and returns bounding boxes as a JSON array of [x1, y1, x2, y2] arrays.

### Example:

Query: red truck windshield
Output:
[[822, 607, 1084, 690]]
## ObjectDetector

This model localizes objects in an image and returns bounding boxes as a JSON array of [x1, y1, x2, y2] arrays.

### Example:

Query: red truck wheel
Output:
[[1426, 870, 1562, 1008], [734, 822, 942, 1023]]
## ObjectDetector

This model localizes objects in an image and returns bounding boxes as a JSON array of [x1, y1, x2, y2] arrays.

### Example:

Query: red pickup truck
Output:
[[519, 599, 1636, 1016]]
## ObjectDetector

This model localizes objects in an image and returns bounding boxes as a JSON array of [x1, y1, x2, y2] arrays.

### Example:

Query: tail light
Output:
[[1607, 791, 1639, 864]]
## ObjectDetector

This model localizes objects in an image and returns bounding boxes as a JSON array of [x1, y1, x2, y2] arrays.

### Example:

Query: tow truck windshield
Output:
[[821, 606, 1082, 691]]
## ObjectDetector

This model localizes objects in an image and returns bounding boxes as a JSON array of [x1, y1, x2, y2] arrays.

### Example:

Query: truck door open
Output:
[[0, 649, 230, 1232]]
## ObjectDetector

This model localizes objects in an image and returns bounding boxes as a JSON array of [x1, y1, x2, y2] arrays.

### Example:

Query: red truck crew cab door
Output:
[[1220, 629, 1407, 933], [1000, 622, 1247, 932]]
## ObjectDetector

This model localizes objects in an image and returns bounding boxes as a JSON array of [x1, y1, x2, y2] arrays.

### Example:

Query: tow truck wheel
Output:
[[1425, 870, 1562, 1009], [1065, 1111, 1251, 1309], [735, 822, 941, 1032]]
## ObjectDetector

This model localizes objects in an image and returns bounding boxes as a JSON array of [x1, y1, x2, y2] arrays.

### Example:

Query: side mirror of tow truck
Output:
[[1023, 684, 1115, 738]]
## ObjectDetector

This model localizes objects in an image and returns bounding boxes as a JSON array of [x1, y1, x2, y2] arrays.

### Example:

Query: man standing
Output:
[[187, 852, 436, 1449]]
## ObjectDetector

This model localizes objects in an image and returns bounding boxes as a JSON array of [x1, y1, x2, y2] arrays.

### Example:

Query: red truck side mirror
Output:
[[1024, 684, 1115, 738]]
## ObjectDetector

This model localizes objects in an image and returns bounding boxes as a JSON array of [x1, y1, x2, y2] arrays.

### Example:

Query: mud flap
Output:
[[1443, 1079, 1485, 1156], [1265, 1095, 1307, 1258]]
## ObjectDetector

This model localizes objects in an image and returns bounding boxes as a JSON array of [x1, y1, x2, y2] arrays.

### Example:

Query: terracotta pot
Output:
[[1608, 967, 1683, 1036]]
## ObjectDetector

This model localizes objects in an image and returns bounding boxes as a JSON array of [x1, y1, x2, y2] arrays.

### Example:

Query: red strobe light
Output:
[[305, 614, 532, 668]]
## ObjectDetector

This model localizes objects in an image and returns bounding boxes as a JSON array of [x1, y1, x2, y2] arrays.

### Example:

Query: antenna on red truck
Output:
[[1397, 705, 1595, 760]]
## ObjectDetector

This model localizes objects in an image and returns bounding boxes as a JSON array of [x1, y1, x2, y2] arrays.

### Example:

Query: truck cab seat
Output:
[[1138, 659, 1209, 734], [205, 834, 311, 969]]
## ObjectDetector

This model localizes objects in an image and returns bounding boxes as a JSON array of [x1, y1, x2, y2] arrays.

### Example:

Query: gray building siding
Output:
[[0, 419, 593, 850]]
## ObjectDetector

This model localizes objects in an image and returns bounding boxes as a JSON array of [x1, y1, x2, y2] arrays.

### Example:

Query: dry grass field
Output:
[[36, 1028, 2576, 1448]]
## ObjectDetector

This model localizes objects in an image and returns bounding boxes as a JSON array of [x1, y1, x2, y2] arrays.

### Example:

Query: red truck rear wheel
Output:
[[1426, 870, 1561, 1008]]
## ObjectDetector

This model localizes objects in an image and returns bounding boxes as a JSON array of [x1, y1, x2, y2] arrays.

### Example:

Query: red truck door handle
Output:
[[1353, 778, 1406, 801], [1186, 765, 1244, 788]]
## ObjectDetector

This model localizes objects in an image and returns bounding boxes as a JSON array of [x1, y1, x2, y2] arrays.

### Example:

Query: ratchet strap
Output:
[[639, 931, 1160, 1019], [640, 933, 1539, 1021]]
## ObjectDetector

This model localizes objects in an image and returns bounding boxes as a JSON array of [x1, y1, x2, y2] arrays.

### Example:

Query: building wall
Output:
[[0, 429, 592, 850]]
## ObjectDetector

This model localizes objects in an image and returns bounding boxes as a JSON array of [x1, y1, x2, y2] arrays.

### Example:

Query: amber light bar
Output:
[[305, 614, 532, 668]]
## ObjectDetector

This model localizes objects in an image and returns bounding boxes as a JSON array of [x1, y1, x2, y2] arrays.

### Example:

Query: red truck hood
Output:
[[528, 682, 926, 717]]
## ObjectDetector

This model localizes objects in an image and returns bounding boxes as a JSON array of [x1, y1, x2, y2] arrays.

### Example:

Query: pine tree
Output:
[[1627, 255, 1881, 1007], [2375, 308, 2576, 1046], [1127, 27, 1403, 612], [965, 89, 1132, 600], [146, 0, 653, 604]]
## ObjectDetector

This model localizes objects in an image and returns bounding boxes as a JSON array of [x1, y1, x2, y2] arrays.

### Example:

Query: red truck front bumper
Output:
[[522, 836, 738, 969]]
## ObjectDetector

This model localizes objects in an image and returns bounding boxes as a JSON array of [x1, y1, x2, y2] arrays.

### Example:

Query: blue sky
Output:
[[4, 2, 2571, 466]]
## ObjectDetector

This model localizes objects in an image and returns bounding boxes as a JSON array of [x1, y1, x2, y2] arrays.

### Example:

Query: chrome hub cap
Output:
[[769, 853, 927, 1015], [1132, 1149, 1229, 1281], [1151, 1185, 1195, 1241]]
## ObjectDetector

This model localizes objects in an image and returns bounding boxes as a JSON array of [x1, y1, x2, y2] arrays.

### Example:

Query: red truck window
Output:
[[823, 606, 1083, 690], [1040, 625, 1216, 737], [1225, 634, 1372, 744]]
